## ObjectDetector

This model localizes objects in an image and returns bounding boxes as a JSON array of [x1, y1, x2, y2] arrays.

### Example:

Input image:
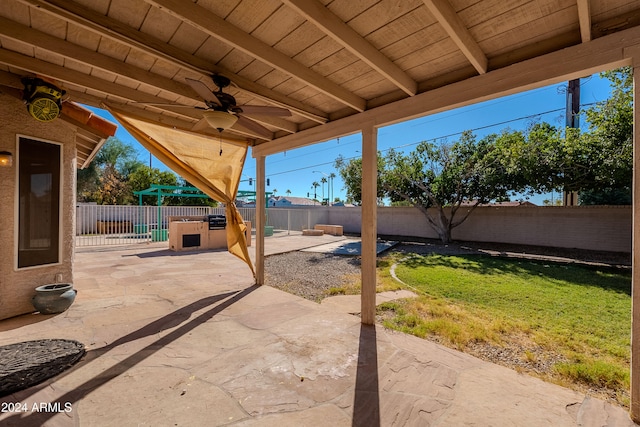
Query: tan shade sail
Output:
[[106, 106, 255, 276]]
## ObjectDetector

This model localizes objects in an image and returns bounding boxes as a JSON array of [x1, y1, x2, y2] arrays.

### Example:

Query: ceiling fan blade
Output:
[[185, 78, 221, 105], [135, 102, 204, 109], [239, 105, 291, 117], [234, 115, 273, 139]]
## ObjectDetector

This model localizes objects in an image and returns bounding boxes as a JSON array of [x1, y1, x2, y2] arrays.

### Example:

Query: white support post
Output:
[[255, 155, 266, 285], [361, 122, 377, 324], [631, 61, 640, 422]]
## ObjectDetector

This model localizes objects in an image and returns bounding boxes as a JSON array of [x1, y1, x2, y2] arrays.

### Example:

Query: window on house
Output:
[[17, 137, 61, 268]]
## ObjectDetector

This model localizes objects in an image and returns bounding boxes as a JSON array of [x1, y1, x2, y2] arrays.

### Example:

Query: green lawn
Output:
[[379, 253, 631, 405]]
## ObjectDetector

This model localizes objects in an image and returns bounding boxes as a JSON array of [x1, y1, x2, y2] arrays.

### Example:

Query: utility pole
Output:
[[566, 79, 580, 128], [563, 78, 580, 206]]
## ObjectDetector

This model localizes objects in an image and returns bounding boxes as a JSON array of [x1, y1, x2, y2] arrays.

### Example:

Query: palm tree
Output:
[[329, 173, 336, 205], [320, 177, 327, 202], [285, 189, 292, 197], [311, 181, 320, 202]]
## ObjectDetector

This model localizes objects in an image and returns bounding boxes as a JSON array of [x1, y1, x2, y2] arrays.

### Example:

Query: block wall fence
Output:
[[320, 205, 631, 253]]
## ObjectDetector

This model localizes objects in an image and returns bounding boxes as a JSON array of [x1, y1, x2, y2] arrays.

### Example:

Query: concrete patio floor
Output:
[[0, 234, 636, 426]]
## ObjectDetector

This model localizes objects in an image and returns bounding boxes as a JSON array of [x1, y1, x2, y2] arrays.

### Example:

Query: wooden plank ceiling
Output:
[[0, 0, 639, 152]]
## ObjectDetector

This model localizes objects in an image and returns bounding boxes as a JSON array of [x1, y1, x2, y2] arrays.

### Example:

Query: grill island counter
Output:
[[168, 216, 251, 251]]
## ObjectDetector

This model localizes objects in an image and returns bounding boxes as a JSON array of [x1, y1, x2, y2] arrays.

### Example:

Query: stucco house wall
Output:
[[0, 94, 77, 320]]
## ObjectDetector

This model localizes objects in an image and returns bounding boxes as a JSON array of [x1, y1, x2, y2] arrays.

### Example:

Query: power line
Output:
[[257, 102, 600, 179], [265, 135, 360, 166]]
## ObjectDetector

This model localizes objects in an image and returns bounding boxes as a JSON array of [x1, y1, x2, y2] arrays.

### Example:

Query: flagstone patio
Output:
[[0, 235, 635, 426]]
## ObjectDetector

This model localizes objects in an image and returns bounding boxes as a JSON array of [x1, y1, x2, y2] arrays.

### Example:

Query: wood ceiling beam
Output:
[[69, 89, 208, 131], [16, 0, 329, 124], [0, 45, 267, 139], [94, 100, 253, 143], [76, 125, 107, 141], [593, 9, 640, 39], [282, 0, 417, 96], [145, 0, 367, 112], [0, 71, 24, 91], [577, 0, 592, 42], [54, 87, 183, 126], [422, 0, 488, 74], [253, 24, 640, 157], [0, 48, 204, 122], [76, 145, 95, 157], [59, 89, 254, 143], [65, 119, 110, 141], [0, 16, 204, 105], [76, 134, 101, 148]]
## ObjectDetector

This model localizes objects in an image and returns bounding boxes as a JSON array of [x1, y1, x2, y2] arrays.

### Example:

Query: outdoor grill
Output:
[[207, 215, 226, 230]]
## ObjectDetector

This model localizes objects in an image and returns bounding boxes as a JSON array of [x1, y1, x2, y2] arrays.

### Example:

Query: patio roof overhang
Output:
[[0, 0, 637, 149], [3, 0, 640, 420]]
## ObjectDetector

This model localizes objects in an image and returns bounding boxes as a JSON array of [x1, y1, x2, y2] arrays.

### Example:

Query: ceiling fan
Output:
[[183, 75, 291, 138]]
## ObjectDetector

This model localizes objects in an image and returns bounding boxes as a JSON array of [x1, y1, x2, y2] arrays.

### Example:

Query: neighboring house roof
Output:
[[461, 200, 537, 207], [271, 196, 318, 206], [492, 201, 536, 207]]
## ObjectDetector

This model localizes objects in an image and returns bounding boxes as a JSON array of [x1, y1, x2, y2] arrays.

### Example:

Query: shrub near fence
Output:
[[96, 220, 132, 234]]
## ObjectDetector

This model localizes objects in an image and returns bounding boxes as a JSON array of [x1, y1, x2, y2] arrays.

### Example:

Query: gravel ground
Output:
[[265, 251, 361, 302], [264, 238, 631, 406], [264, 238, 630, 302]]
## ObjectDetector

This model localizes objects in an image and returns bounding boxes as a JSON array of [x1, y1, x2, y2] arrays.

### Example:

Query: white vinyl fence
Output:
[[75, 204, 220, 246], [74, 204, 312, 247]]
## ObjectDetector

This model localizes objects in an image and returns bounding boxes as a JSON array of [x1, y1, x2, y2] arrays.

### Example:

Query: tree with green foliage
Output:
[[128, 166, 178, 206], [334, 154, 386, 205], [495, 69, 632, 205], [92, 164, 131, 205], [336, 131, 517, 243], [578, 67, 632, 204], [489, 69, 632, 205], [172, 180, 218, 207], [78, 136, 145, 204], [320, 177, 327, 202], [77, 162, 100, 202], [383, 131, 515, 243], [328, 172, 336, 203], [311, 181, 320, 201], [579, 188, 632, 205], [94, 137, 144, 178]]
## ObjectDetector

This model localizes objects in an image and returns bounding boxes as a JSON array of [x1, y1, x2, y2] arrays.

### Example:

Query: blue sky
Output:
[[89, 73, 614, 206]]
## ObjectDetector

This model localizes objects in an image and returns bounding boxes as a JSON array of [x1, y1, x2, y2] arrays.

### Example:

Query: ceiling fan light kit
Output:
[[202, 110, 238, 131], [183, 75, 290, 138], [21, 77, 65, 122]]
